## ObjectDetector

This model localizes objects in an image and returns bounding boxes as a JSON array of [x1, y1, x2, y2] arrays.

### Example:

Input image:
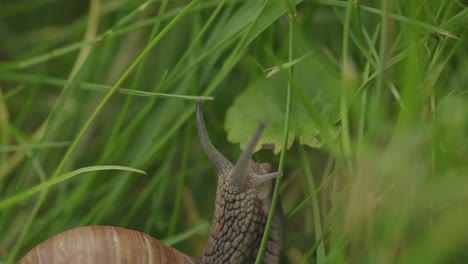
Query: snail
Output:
[[18, 100, 283, 264]]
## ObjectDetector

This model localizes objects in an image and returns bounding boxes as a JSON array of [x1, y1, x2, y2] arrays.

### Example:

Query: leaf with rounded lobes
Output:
[[225, 53, 340, 154]]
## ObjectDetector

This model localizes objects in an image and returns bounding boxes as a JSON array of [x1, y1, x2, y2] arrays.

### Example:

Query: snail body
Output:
[[18, 101, 283, 264]]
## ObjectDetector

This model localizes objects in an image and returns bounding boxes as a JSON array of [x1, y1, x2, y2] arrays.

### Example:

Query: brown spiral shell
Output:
[[18, 225, 195, 264]]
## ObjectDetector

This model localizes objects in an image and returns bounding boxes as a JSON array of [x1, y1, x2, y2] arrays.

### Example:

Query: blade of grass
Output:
[[102, 0, 169, 160], [0, 72, 213, 100], [314, 0, 457, 38], [167, 122, 193, 237], [39, 0, 199, 181], [299, 146, 326, 261], [0, 142, 71, 153], [255, 0, 295, 262], [286, 170, 336, 219], [340, 0, 353, 161], [162, 220, 210, 246], [167, 0, 227, 82], [119, 155, 171, 227], [0, 166, 146, 210]]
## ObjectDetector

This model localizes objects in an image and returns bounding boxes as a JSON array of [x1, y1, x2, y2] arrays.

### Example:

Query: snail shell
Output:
[[18, 225, 195, 264]]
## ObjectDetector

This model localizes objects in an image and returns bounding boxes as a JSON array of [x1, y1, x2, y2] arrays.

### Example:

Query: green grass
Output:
[[1, 0, 467, 263]]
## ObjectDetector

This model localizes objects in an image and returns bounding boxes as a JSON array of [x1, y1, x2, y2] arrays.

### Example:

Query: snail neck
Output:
[[199, 159, 286, 264], [199, 174, 266, 264]]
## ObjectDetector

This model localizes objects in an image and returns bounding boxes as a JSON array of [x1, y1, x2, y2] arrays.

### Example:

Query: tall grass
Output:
[[0, 0, 467, 263]]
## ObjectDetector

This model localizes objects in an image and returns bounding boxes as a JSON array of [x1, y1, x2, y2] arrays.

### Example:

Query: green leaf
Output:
[[225, 53, 340, 154]]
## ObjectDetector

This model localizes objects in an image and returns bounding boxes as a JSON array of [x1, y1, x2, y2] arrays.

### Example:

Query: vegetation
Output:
[[0, 0, 467, 263]]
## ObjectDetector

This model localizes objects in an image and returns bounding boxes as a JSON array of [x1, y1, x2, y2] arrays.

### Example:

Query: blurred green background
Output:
[[0, 0, 467, 263]]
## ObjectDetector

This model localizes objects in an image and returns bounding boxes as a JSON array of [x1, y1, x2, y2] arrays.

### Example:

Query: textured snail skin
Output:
[[198, 167, 284, 264], [18, 226, 195, 264]]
